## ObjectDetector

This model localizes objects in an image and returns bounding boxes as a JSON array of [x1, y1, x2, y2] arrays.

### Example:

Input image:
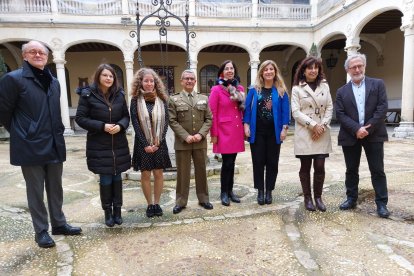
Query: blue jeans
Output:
[[99, 174, 122, 185]]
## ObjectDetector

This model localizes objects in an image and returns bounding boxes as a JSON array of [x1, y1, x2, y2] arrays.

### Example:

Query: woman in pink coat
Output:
[[209, 60, 245, 207]]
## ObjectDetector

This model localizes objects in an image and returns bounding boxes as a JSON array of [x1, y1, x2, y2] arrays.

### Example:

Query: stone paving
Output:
[[0, 127, 414, 275]]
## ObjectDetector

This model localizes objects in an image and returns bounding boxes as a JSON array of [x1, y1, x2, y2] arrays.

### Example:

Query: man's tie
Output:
[[188, 93, 193, 106]]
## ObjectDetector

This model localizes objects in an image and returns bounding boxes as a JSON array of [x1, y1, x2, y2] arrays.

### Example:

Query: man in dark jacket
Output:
[[335, 53, 390, 218], [0, 40, 81, 248]]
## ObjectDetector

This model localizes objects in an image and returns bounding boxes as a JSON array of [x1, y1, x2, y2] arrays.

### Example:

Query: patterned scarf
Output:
[[137, 92, 165, 147], [217, 78, 245, 111]]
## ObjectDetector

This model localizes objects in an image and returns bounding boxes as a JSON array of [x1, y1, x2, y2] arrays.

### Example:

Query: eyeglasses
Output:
[[26, 50, 48, 56], [348, 64, 364, 71], [182, 77, 195, 81]]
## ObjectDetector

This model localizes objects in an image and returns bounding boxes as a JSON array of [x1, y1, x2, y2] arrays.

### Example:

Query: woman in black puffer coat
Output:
[[76, 64, 131, 227]]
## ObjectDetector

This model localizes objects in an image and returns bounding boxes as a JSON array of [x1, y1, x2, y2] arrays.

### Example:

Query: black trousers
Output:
[[250, 131, 281, 191], [220, 153, 237, 193], [342, 141, 388, 206]]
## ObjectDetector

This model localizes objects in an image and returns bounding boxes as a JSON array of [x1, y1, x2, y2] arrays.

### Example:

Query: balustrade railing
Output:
[[58, 0, 122, 15], [317, 0, 342, 17], [258, 3, 310, 19], [0, 0, 51, 13], [128, 0, 186, 17], [196, 2, 252, 18], [0, 0, 311, 20]]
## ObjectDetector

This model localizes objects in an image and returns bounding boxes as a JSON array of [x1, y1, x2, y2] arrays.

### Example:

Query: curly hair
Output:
[[293, 56, 325, 87], [254, 60, 287, 97], [130, 68, 168, 101]]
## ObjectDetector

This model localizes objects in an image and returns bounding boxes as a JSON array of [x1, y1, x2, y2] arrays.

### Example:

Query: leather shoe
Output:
[[173, 205, 185, 214], [199, 202, 213, 210], [35, 230, 55, 248], [229, 191, 241, 203], [154, 204, 163, 217], [146, 204, 155, 218], [52, 223, 82, 235], [377, 205, 390, 218], [339, 199, 357, 210], [221, 192, 230, 206]]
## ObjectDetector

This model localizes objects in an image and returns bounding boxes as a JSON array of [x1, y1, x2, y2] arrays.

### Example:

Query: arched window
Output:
[[199, 64, 219, 95]]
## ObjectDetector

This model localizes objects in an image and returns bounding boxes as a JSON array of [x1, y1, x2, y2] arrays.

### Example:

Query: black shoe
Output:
[[257, 190, 265, 205], [104, 208, 115, 227], [265, 190, 272, 205], [113, 207, 123, 225], [146, 204, 155, 218], [199, 202, 214, 210], [35, 230, 55, 248], [339, 199, 357, 210], [154, 204, 163, 216], [229, 191, 241, 203], [221, 192, 230, 206], [377, 205, 390, 218], [173, 205, 185, 214], [52, 223, 82, 235]]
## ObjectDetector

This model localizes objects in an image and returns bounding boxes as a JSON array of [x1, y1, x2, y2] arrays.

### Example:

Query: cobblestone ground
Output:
[[0, 127, 413, 275]]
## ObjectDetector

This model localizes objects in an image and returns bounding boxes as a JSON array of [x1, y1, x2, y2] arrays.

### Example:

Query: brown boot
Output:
[[299, 172, 316, 211], [314, 173, 326, 212]]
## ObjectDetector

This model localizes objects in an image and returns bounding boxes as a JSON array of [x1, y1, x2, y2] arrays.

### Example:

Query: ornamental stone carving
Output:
[[123, 39, 133, 51], [50, 38, 63, 51], [251, 41, 260, 53]]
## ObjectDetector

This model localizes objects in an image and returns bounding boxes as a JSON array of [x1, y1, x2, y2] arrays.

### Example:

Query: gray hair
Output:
[[22, 40, 49, 55], [181, 69, 196, 80], [344, 53, 366, 70]]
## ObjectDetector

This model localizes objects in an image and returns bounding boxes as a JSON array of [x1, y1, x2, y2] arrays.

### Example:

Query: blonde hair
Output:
[[130, 68, 167, 101], [254, 60, 287, 97]]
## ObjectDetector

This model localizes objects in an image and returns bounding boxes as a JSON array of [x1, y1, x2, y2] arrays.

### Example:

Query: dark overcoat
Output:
[[0, 62, 66, 166], [76, 84, 131, 175]]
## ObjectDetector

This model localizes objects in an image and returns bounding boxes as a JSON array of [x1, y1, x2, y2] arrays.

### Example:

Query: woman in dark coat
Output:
[[76, 64, 131, 227], [130, 68, 171, 218]]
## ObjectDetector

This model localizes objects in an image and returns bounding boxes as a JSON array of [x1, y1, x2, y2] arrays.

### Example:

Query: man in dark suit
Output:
[[0, 40, 82, 248], [168, 69, 213, 214], [335, 53, 390, 218]]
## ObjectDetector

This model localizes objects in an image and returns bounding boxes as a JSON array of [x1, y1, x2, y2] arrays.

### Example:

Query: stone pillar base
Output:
[[393, 122, 414, 138], [64, 128, 74, 136], [0, 126, 10, 139]]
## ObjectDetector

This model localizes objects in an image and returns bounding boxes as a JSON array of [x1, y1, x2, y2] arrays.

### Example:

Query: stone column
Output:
[[121, 0, 129, 15], [50, 0, 58, 15], [393, 22, 414, 138], [249, 59, 260, 87], [189, 59, 198, 80], [189, 0, 196, 17], [344, 37, 361, 82], [252, 0, 258, 19], [53, 54, 73, 135], [124, 58, 134, 105]]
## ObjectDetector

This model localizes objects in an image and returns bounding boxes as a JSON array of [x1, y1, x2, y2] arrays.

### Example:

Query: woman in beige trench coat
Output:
[[291, 56, 333, 212]]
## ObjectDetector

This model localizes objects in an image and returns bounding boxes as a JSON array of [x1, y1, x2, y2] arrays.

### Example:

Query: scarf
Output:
[[137, 94, 165, 147], [217, 78, 245, 111], [141, 89, 156, 102]]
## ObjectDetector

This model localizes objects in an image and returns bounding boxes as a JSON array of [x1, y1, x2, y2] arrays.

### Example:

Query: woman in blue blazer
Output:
[[244, 60, 290, 205]]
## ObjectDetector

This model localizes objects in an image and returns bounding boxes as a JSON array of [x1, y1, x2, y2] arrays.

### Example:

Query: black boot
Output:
[[265, 190, 272, 204], [100, 185, 114, 227], [299, 172, 316, 211], [257, 190, 265, 205], [112, 179, 123, 225], [314, 173, 326, 212], [221, 192, 230, 206], [229, 191, 241, 203]]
